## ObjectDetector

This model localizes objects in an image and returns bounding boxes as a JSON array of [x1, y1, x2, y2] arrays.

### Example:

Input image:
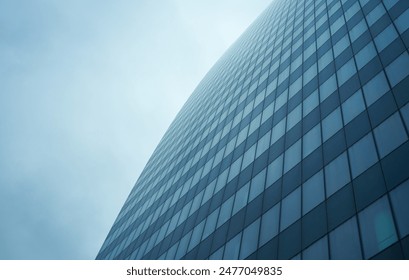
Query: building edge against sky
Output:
[[97, 0, 409, 260]]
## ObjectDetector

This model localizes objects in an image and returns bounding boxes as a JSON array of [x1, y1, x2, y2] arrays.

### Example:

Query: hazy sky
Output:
[[0, 0, 272, 259]]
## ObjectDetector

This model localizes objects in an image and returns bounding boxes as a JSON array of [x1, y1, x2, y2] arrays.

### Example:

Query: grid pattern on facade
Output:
[[96, 0, 409, 260]]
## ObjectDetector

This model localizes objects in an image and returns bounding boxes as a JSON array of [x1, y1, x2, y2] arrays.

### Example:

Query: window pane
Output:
[[373, 112, 408, 158], [249, 168, 267, 201], [303, 124, 321, 158], [280, 187, 301, 231], [231, 183, 249, 217], [266, 154, 283, 186], [362, 71, 390, 106], [329, 216, 362, 259], [284, 139, 301, 173], [350, 19, 367, 42], [401, 103, 409, 130], [303, 170, 325, 214], [303, 236, 329, 260], [395, 9, 409, 33], [218, 195, 234, 227], [259, 203, 280, 246], [358, 196, 398, 259], [224, 232, 242, 259], [385, 52, 409, 87], [320, 74, 337, 102], [348, 133, 378, 178], [287, 104, 302, 131], [374, 24, 398, 52], [337, 59, 356, 85], [342, 89, 365, 124], [334, 35, 349, 58], [355, 42, 377, 70], [322, 108, 343, 142], [303, 89, 319, 117], [188, 220, 205, 251], [325, 152, 351, 197], [366, 4, 386, 26], [390, 179, 409, 238], [202, 208, 220, 240], [209, 246, 224, 260], [271, 118, 286, 143], [239, 218, 260, 259]]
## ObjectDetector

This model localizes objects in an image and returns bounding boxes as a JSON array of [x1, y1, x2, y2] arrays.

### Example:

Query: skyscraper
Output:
[[96, 0, 409, 260]]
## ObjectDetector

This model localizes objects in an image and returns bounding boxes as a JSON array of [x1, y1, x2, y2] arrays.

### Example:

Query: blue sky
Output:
[[0, 0, 272, 259]]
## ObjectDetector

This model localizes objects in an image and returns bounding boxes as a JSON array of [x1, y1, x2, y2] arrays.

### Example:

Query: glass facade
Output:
[[96, 0, 409, 260]]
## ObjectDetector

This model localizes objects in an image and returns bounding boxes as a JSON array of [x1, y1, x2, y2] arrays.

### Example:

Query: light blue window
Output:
[[366, 4, 386, 26], [374, 112, 408, 158], [241, 144, 256, 171], [390, 180, 409, 238], [320, 74, 337, 102], [287, 104, 302, 131], [280, 187, 301, 231], [385, 52, 409, 87], [202, 208, 220, 240], [231, 183, 249, 216], [224, 232, 242, 259], [358, 196, 398, 259], [304, 42, 316, 62], [325, 152, 351, 197], [322, 107, 343, 142], [345, 2, 360, 21], [348, 133, 378, 178], [188, 220, 205, 251], [342, 89, 366, 124], [239, 218, 260, 259], [329, 1, 341, 16], [217, 195, 234, 228], [401, 103, 409, 130], [362, 71, 390, 106], [303, 90, 319, 117], [350, 19, 367, 42], [249, 168, 267, 201], [284, 139, 301, 173], [266, 154, 284, 186], [175, 231, 192, 259], [355, 42, 377, 69], [289, 77, 302, 98], [261, 102, 275, 123], [302, 170, 325, 214], [303, 124, 321, 158], [317, 29, 330, 49], [209, 246, 224, 260], [275, 90, 288, 112], [395, 8, 409, 33], [330, 15, 345, 35], [248, 114, 261, 136], [330, 217, 362, 259], [337, 58, 356, 85], [304, 63, 317, 86], [374, 24, 399, 52], [291, 54, 302, 72], [303, 236, 329, 260], [278, 66, 290, 85], [318, 49, 333, 72], [271, 117, 286, 144], [334, 35, 349, 57], [259, 203, 280, 246], [384, 0, 399, 10], [256, 130, 271, 158]]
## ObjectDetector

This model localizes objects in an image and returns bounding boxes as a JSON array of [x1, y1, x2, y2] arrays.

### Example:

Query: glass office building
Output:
[[96, 0, 409, 260]]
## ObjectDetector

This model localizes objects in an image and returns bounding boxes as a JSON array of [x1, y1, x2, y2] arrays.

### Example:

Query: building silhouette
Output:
[[96, 0, 409, 259]]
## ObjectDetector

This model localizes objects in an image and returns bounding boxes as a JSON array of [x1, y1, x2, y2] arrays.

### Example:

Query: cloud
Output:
[[0, 0, 272, 259]]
